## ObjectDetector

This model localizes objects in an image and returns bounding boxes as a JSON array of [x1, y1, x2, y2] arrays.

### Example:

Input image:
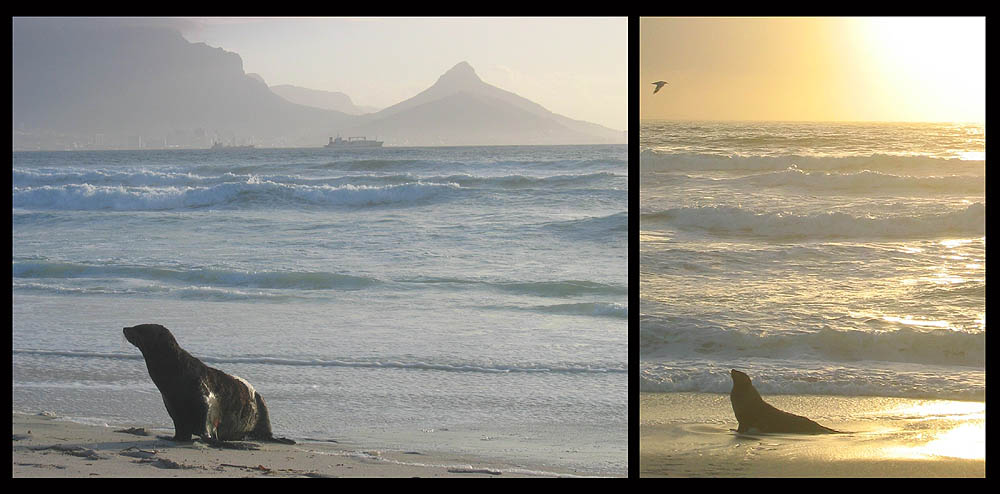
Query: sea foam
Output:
[[12, 179, 461, 210]]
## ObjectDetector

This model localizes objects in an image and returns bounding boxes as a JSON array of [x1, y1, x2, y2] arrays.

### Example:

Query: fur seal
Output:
[[123, 324, 295, 445], [729, 369, 839, 434]]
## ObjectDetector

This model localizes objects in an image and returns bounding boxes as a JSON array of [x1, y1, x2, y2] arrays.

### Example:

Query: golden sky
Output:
[[640, 17, 985, 123]]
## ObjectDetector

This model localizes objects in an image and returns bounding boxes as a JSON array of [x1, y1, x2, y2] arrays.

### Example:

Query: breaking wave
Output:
[[12, 349, 627, 375], [12, 179, 461, 210], [736, 166, 984, 194], [640, 203, 984, 239], [639, 149, 985, 176]]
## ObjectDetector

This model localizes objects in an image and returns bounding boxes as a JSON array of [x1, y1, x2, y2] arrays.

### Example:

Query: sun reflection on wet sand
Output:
[[880, 400, 985, 460]]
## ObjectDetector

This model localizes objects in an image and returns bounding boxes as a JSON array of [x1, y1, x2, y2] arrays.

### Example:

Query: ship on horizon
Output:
[[325, 135, 383, 148], [210, 140, 255, 150]]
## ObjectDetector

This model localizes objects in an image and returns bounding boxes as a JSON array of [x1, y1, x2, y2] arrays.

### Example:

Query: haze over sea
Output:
[[639, 121, 984, 401], [12, 144, 628, 476]]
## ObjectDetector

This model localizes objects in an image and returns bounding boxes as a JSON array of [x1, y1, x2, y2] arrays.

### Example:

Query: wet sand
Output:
[[12, 412, 590, 478], [639, 392, 985, 477]]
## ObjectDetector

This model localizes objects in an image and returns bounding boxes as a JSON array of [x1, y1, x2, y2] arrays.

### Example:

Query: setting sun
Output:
[[640, 17, 985, 123], [857, 17, 985, 123]]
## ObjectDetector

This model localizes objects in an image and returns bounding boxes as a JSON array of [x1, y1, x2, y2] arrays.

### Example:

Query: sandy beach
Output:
[[639, 392, 984, 478], [12, 411, 597, 478]]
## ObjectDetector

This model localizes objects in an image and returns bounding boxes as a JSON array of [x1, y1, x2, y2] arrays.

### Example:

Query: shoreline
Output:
[[639, 392, 984, 478], [12, 411, 605, 478]]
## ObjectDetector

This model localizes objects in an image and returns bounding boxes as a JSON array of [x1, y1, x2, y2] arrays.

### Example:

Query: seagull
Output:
[[651, 81, 669, 94]]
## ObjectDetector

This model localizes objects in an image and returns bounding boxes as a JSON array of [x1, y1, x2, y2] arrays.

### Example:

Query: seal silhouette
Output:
[[729, 369, 839, 434], [123, 324, 295, 445]]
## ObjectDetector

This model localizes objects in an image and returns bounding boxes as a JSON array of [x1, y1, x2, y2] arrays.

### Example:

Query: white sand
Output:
[[12, 412, 595, 478], [640, 392, 985, 477]]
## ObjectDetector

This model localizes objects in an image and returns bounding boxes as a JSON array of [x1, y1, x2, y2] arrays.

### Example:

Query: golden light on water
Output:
[[880, 315, 951, 329], [940, 238, 975, 249], [957, 151, 985, 161], [882, 400, 985, 460], [639, 231, 670, 243]]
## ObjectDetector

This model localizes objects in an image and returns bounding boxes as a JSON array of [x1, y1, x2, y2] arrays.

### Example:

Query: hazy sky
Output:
[[174, 17, 627, 131], [640, 17, 985, 123]]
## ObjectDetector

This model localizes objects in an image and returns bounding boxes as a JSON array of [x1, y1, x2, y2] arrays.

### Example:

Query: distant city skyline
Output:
[[175, 17, 628, 131]]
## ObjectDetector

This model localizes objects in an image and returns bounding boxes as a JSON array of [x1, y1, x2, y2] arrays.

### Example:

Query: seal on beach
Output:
[[123, 324, 295, 445], [729, 369, 839, 434]]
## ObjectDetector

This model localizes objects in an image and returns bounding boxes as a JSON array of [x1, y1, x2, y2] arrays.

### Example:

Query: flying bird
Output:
[[651, 81, 669, 94]]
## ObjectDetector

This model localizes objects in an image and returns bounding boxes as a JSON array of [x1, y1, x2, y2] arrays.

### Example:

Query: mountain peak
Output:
[[434, 61, 482, 88]]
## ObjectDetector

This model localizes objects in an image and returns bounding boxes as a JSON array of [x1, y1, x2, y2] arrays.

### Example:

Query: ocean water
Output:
[[12, 144, 628, 476], [639, 121, 985, 402]]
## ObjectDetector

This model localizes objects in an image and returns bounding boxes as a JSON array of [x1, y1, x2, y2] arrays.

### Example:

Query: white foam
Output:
[[11, 180, 461, 211]]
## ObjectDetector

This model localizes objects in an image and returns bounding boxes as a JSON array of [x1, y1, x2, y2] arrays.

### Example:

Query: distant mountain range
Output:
[[267, 83, 380, 116], [339, 61, 625, 146], [12, 19, 624, 150]]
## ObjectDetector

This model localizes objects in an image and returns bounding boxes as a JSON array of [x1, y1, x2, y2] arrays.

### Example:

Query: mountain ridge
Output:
[[12, 20, 623, 149], [340, 61, 625, 146]]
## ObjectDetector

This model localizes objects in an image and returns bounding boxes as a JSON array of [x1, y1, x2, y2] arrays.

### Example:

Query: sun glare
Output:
[[859, 17, 985, 123], [882, 400, 985, 460]]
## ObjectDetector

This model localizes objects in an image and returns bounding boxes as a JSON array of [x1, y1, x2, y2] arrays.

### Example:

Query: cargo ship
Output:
[[210, 141, 255, 150], [325, 136, 383, 148]]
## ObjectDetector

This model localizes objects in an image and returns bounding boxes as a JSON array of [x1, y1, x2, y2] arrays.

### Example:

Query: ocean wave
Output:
[[438, 172, 621, 189], [12, 261, 379, 291], [541, 211, 628, 239], [12, 179, 460, 211], [493, 280, 627, 297], [12, 167, 215, 188], [640, 203, 984, 239], [12, 349, 627, 375], [536, 302, 627, 318], [639, 149, 985, 176], [639, 314, 985, 368], [496, 302, 628, 319], [394, 275, 626, 297], [13, 261, 627, 302], [737, 167, 984, 194], [14, 166, 621, 191], [638, 359, 984, 401], [315, 155, 627, 173], [11, 279, 300, 302], [316, 159, 437, 172]]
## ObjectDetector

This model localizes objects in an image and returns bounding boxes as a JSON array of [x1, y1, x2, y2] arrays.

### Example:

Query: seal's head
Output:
[[730, 369, 752, 387], [730, 369, 764, 404], [123, 324, 178, 354]]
